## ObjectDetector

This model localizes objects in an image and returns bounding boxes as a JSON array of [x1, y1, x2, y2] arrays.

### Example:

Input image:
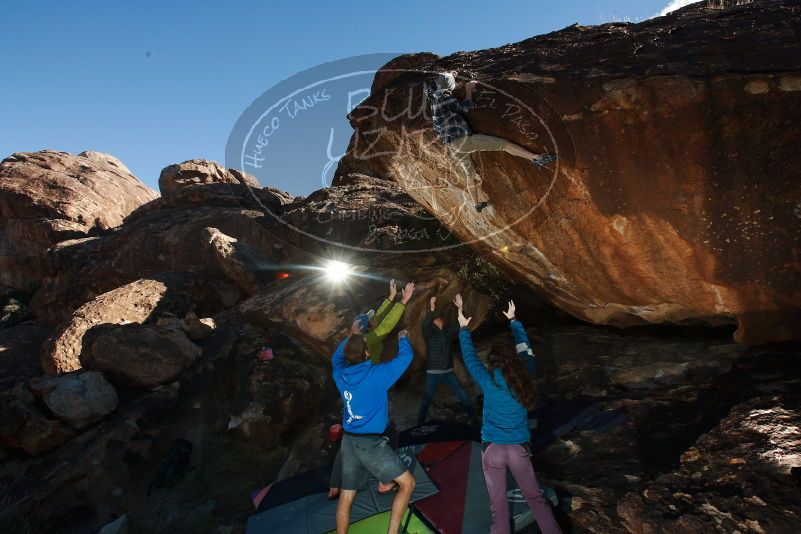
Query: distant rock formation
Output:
[[336, 0, 801, 345], [0, 150, 157, 292], [158, 158, 261, 195]]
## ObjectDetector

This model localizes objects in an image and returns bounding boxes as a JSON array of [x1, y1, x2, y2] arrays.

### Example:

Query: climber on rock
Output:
[[425, 71, 556, 213], [331, 326, 417, 534], [417, 295, 478, 425], [328, 280, 415, 501], [454, 295, 562, 534]]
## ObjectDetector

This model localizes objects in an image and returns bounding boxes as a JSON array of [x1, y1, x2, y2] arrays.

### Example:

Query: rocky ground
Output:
[[1, 1, 800, 533]]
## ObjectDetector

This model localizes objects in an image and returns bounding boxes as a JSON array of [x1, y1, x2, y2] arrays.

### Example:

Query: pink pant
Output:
[[481, 443, 562, 534]]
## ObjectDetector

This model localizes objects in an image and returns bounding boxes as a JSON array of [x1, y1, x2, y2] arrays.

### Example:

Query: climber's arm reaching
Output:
[[373, 279, 398, 325], [373, 282, 415, 339], [379, 331, 414, 388], [504, 301, 536, 374], [422, 296, 437, 339], [331, 338, 348, 382], [454, 294, 492, 390]]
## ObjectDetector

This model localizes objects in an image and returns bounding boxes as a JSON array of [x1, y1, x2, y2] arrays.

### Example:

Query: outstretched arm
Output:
[[454, 294, 492, 390], [503, 300, 536, 374], [373, 282, 415, 338], [421, 296, 436, 338], [380, 331, 414, 388], [374, 299, 393, 325], [373, 279, 398, 324], [373, 303, 404, 338], [421, 311, 435, 339], [331, 338, 348, 382]]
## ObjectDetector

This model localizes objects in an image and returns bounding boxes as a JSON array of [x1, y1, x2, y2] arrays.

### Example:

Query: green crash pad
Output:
[[325, 508, 434, 534]]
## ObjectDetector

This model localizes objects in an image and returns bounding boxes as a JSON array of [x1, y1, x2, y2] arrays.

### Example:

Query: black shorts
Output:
[[340, 433, 407, 490]]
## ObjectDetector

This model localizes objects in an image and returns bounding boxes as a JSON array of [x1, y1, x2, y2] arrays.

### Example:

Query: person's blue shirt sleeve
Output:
[[332, 339, 347, 383], [377, 336, 414, 388], [459, 327, 492, 390], [509, 320, 536, 374]]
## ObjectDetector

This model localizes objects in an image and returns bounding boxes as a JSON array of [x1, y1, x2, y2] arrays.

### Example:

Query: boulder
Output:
[[335, 0, 801, 345], [28, 187, 278, 325], [0, 150, 157, 292], [237, 173, 493, 363], [30, 371, 118, 429], [184, 311, 216, 341], [536, 326, 747, 395], [279, 173, 463, 262], [0, 384, 74, 455], [239, 266, 491, 365], [158, 159, 261, 195], [495, 325, 801, 533], [618, 395, 801, 534], [155, 311, 217, 341], [27, 172, 468, 327], [202, 227, 273, 295], [128, 182, 293, 218], [40, 274, 215, 374], [225, 324, 335, 449], [40, 278, 171, 375], [87, 324, 201, 388], [238, 275, 353, 358]]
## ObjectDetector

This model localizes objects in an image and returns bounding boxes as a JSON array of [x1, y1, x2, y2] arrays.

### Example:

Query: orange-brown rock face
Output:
[[336, 0, 801, 345]]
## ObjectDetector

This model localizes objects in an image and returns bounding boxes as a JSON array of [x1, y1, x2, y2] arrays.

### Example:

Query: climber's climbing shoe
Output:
[[533, 153, 557, 167], [475, 201, 490, 212]]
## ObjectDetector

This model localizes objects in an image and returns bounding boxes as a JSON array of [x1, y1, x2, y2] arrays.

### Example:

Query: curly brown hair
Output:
[[487, 339, 535, 410]]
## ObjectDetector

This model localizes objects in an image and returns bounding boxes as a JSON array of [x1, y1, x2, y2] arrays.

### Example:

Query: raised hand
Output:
[[452, 293, 464, 310], [457, 307, 472, 328], [430, 296, 437, 311], [503, 300, 516, 320], [398, 329, 409, 339], [389, 279, 397, 300], [401, 282, 416, 304]]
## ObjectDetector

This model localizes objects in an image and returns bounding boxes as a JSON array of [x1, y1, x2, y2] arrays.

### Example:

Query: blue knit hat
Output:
[[354, 309, 375, 333]]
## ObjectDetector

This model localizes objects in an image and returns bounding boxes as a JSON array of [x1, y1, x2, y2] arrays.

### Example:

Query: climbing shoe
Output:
[[475, 201, 490, 212], [533, 153, 557, 167]]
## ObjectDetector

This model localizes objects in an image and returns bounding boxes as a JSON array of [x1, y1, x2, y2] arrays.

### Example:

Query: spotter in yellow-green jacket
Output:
[[351, 279, 415, 363]]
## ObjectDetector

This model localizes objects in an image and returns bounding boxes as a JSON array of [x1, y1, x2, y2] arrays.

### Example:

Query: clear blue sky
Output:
[[0, 0, 676, 194]]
